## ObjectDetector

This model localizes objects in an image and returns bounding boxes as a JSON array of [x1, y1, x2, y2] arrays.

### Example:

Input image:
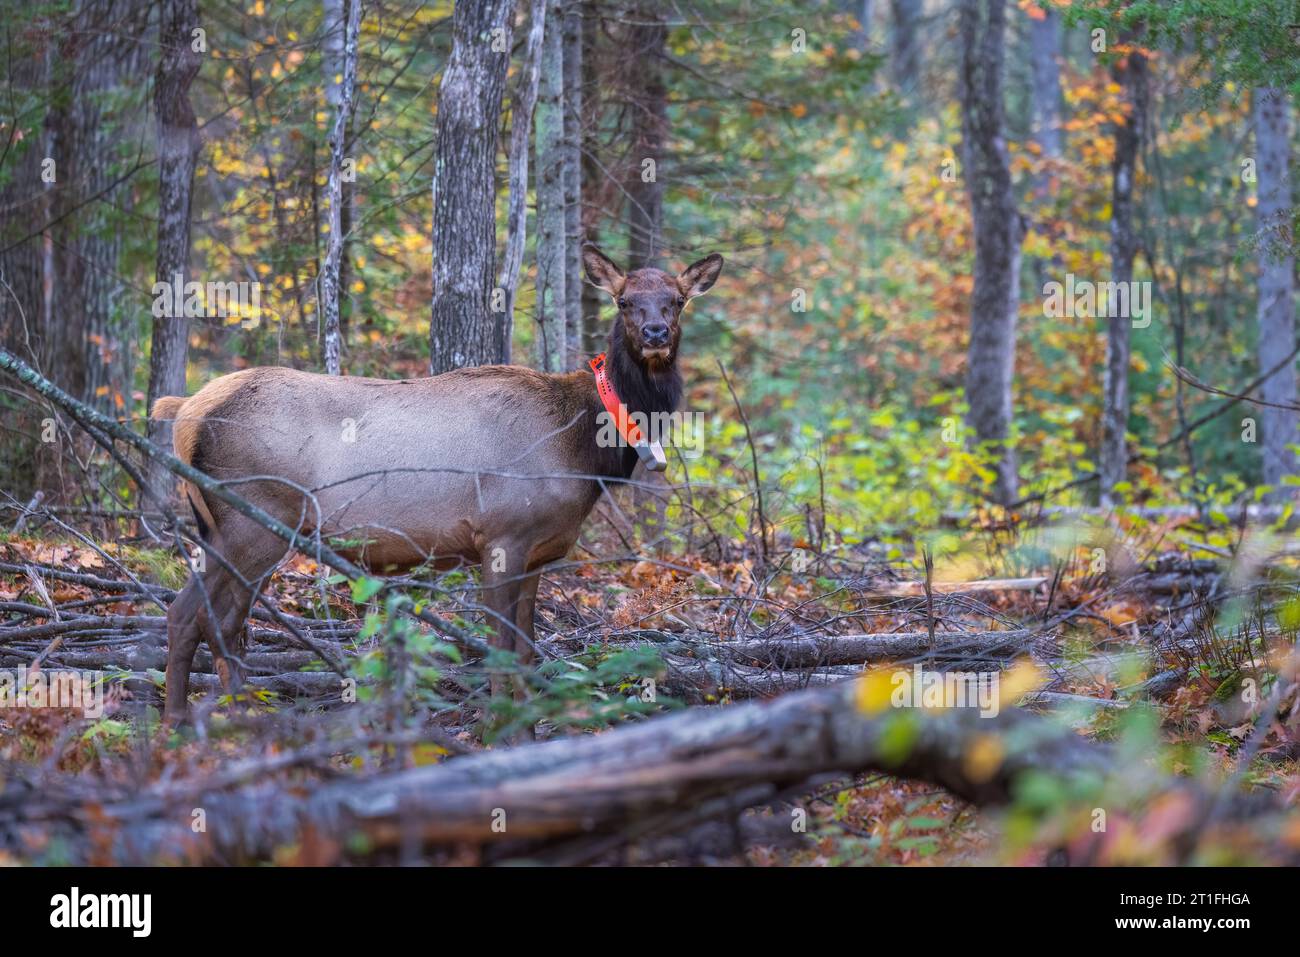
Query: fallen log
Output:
[[0, 615, 165, 642], [1124, 572, 1219, 596], [3, 679, 1127, 864], [0, 647, 323, 676], [658, 655, 856, 701], [864, 577, 1047, 598], [1023, 691, 1128, 713], [669, 628, 1044, 668], [0, 558, 365, 638], [111, 670, 349, 700]]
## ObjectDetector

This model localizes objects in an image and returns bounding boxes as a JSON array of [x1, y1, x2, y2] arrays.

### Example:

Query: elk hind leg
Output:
[[168, 514, 287, 720], [198, 516, 289, 704], [163, 574, 208, 725]]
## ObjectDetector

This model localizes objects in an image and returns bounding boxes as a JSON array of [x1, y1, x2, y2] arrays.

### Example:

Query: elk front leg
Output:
[[481, 548, 527, 701], [513, 569, 542, 678]]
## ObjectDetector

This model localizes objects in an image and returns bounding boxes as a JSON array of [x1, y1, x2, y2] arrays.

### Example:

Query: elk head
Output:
[[582, 244, 724, 371]]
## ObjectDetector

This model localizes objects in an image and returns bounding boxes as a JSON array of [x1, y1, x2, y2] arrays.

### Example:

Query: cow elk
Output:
[[151, 244, 723, 724]]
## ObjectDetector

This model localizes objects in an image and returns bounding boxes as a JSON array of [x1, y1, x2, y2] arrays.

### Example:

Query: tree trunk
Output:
[[1028, 7, 1063, 170], [145, 0, 203, 503], [562, 1, 584, 369], [321, 0, 355, 353], [0, 25, 54, 502], [626, 10, 666, 269], [497, 0, 549, 366], [319, 0, 361, 376], [1099, 47, 1146, 505], [0, 31, 50, 367], [428, 0, 514, 375], [624, 7, 670, 536], [847, 0, 876, 53], [889, 0, 921, 96], [1253, 87, 1299, 497], [579, 1, 605, 355], [534, 2, 567, 371], [46, 0, 149, 412], [959, 0, 1022, 506]]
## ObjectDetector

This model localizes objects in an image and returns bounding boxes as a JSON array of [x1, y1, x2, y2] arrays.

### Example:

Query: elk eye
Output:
[[617, 298, 628, 310], [677, 297, 686, 309]]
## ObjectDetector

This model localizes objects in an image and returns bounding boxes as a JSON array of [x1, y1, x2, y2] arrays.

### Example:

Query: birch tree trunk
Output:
[[321, 0, 355, 360], [496, 0, 548, 365], [1253, 86, 1299, 496], [319, 0, 361, 376], [323, 0, 345, 121], [958, 0, 1022, 505], [534, 2, 567, 371], [428, 0, 513, 375], [145, 0, 203, 502], [1099, 47, 1146, 505], [562, 2, 585, 369], [626, 9, 666, 269]]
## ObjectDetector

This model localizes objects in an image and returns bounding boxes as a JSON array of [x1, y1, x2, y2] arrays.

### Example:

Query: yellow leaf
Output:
[[855, 667, 898, 715], [963, 733, 1004, 784], [998, 657, 1047, 708]]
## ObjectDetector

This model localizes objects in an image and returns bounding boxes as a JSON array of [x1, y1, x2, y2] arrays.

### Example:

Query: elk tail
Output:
[[148, 393, 219, 539], [151, 395, 187, 420]]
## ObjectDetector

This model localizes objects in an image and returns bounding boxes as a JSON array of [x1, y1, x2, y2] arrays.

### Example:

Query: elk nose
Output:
[[644, 323, 670, 346]]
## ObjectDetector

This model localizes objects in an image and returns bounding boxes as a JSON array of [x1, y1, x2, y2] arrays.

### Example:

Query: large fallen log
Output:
[[3, 679, 1129, 864]]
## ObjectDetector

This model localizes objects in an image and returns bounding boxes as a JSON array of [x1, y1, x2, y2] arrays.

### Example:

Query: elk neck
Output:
[[591, 317, 683, 479]]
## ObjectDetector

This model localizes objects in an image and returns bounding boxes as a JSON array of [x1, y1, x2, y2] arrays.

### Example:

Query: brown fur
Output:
[[151, 369, 262, 537]]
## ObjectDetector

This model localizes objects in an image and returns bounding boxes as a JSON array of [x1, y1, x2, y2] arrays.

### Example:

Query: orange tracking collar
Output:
[[589, 353, 668, 471]]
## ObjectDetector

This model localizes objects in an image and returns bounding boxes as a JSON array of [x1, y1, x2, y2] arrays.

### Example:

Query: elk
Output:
[[151, 244, 723, 723]]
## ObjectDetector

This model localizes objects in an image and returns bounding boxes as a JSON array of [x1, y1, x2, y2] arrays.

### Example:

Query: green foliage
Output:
[[1077, 0, 1300, 98], [484, 644, 679, 744]]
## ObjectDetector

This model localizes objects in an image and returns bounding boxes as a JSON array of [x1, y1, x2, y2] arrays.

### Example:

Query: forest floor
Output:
[[1, 507, 1297, 865]]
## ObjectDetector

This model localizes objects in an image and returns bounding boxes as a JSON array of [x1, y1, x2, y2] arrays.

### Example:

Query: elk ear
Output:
[[583, 244, 625, 296], [678, 253, 724, 299]]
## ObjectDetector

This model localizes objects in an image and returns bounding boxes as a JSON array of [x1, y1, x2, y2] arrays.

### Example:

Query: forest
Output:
[[0, 0, 1297, 879]]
